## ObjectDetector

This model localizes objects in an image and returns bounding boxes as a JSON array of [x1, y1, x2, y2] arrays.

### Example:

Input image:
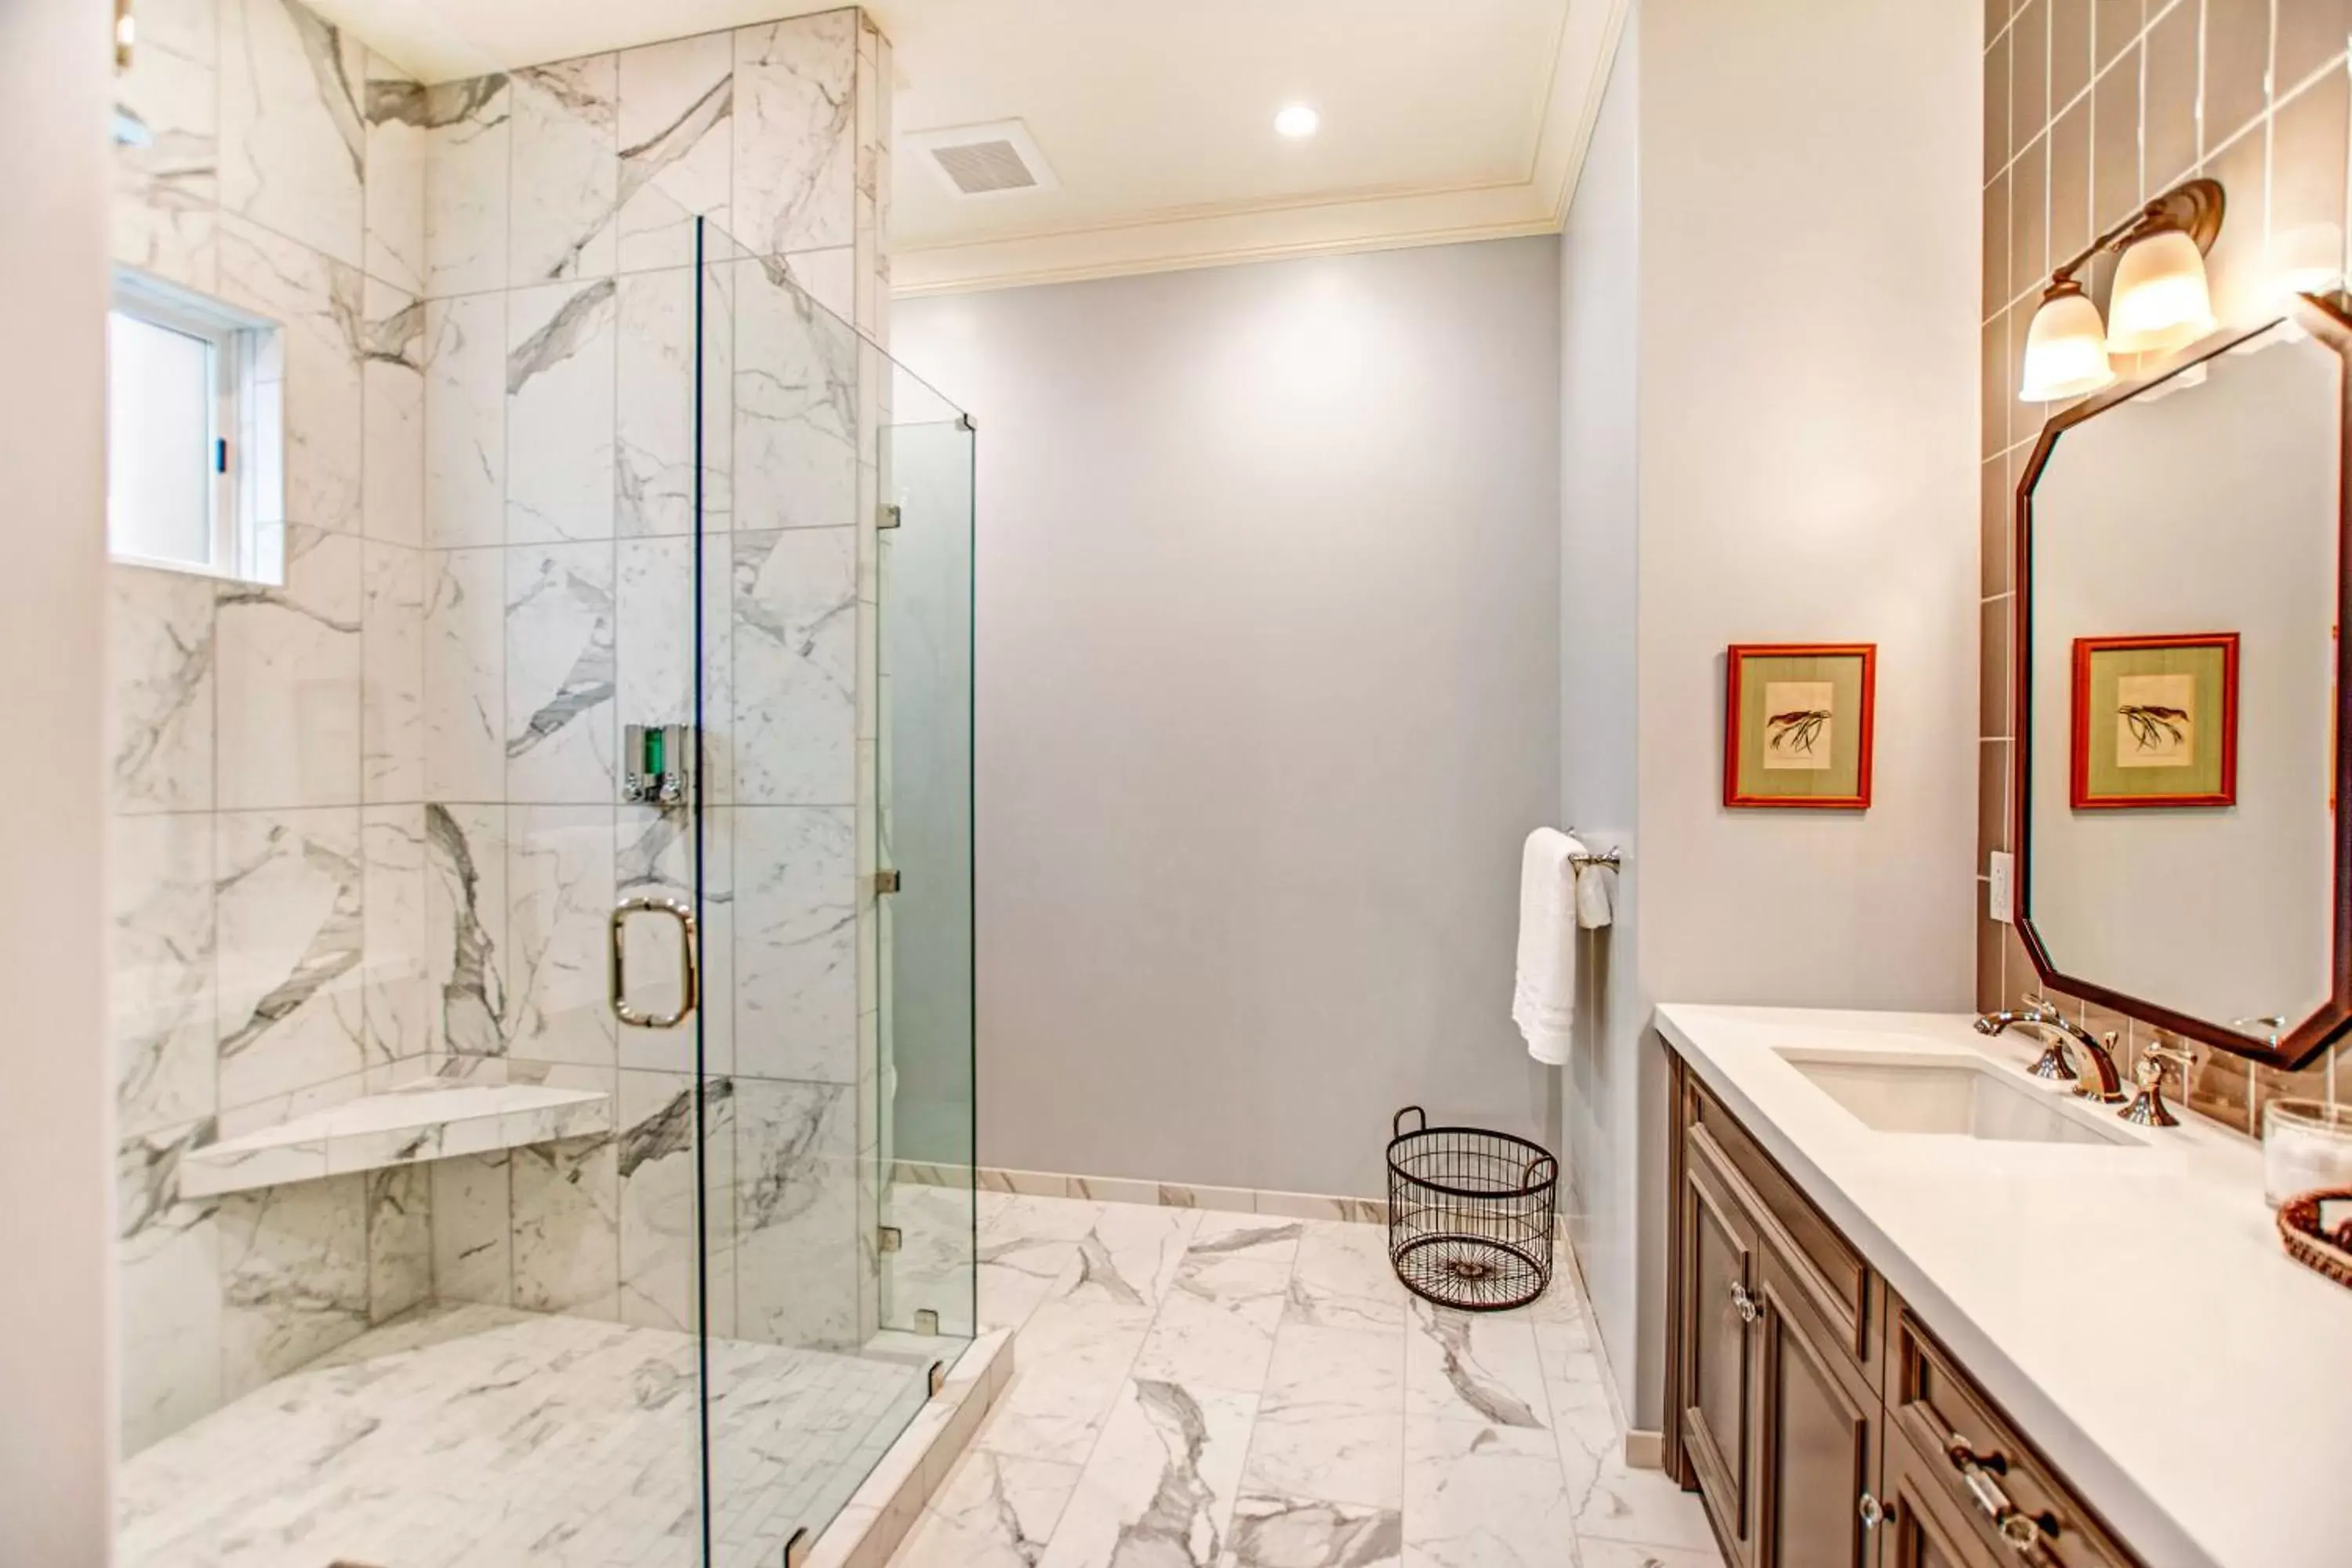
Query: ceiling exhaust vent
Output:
[[906, 119, 1059, 200]]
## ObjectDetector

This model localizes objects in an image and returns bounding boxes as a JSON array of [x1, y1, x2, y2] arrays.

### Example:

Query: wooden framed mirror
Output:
[[2013, 292, 2352, 1071]]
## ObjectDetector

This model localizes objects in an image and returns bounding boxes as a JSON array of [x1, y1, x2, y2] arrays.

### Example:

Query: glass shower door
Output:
[[875, 387, 978, 1342], [688, 218, 975, 1566]]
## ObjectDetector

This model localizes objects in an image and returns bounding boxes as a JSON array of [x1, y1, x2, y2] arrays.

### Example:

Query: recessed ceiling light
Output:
[[1274, 104, 1320, 139]]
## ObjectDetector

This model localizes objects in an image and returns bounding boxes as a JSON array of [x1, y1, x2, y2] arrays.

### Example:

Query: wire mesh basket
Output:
[[1386, 1106, 1556, 1312]]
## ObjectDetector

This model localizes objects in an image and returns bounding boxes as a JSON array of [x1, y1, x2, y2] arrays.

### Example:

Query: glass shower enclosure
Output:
[[106, 29, 974, 1562]]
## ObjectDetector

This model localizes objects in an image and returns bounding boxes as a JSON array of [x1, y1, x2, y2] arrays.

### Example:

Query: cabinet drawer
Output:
[[1892, 1311, 2143, 1568], [1688, 1080, 1878, 1388]]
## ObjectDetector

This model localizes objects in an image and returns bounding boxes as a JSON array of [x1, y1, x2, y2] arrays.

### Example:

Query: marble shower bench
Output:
[[178, 1080, 612, 1199]]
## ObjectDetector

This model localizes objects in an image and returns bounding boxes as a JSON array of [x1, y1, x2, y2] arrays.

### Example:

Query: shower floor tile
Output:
[[117, 1302, 932, 1568]]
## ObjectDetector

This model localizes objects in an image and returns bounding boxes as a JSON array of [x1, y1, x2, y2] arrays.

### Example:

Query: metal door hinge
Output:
[[879, 503, 902, 531], [877, 1225, 902, 1253], [782, 1528, 811, 1568], [956, 412, 977, 433], [915, 1308, 941, 1338], [873, 868, 901, 895]]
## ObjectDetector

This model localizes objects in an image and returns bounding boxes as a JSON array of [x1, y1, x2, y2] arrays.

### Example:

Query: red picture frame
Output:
[[1722, 643, 1877, 810], [2067, 633, 2240, 809]]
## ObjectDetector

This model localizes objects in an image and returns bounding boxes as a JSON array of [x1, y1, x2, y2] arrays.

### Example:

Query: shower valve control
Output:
[[623, 723, 694, 807]]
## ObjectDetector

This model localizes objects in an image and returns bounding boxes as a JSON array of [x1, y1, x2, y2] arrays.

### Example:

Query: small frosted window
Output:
[[107, 310, 218, 568], [105, 270, 282, 584]]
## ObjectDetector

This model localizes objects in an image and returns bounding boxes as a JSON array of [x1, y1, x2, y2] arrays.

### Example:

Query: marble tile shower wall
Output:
[[107, 0, 897, 1456], [1978, 0, 2352, 1130], [109, 0, 440, 1454], [405, 6, 896, 1374]]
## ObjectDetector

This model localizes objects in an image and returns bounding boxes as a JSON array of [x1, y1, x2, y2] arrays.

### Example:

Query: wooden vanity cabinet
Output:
[[1666, 1054, 2147, 1568]]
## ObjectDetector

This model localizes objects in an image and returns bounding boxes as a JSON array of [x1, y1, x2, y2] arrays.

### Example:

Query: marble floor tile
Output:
[[1285, 1220, 1409, 1332], [1403, 1298, 1550, 1432], [893, 1450, 1082, 1568], [1037, 1377, 1259, 1568], [978, 1232, 1083, 1333], [1047, 1201, 1202, 1312], [1571, 1541, 1728, 1568], [975, 1298, 1155, 1467], [1573, 1459, 1726, 1554], [910, 1192, 1723, 1568], [1131, 1254, 1291, 1396], [1221, 1491, 1403, 1568], [1239, 1323, 1405, 1512], [1400, 1417, 1578, 1568]]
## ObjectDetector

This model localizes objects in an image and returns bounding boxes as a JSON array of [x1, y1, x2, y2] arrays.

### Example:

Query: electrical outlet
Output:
[[1988, 851, 2014, 924]]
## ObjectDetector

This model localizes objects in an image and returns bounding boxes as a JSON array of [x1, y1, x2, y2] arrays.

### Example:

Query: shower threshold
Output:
[[117, 1302, 936, 1568]]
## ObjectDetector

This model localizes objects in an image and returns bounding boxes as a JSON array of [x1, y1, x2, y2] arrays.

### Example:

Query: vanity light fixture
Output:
[[1274, 103, 1320, 138], [2018, 278, 2115, 402], [2018, 178, 2225, 401]]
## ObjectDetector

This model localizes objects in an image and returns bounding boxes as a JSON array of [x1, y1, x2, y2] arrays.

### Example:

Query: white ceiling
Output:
[[310, 0, 1628, 293]]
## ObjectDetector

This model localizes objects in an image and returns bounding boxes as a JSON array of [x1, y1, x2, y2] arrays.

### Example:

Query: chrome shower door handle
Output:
[[609, 896, 699, 1029]]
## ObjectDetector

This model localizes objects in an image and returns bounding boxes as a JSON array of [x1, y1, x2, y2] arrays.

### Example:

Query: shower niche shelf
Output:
[[179, 1081, 613, 1199]]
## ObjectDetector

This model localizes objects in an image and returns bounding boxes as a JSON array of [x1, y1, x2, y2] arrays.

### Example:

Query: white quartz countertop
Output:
[[1653, 1004, 2352, 1568]]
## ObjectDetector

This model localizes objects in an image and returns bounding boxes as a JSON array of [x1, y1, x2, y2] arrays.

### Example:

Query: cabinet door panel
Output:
[[1756, 1239, 1879, 1568], [1680, 1127, 1759, 1553]]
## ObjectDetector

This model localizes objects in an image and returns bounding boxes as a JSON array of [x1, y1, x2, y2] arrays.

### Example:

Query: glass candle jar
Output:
[[2262, 1098, 2352, 1209]]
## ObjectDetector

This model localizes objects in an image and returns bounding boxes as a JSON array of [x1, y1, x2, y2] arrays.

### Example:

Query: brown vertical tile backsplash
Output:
[[1984, 317, 2010, 459], [2275, 0, 2352, 92], [2050, 101, 2092, 261], [1979, 0, 2352, 1138], [1976, 910, 2005, 1014], [2092, 48, 2142, 231], [1978, 739, 2009, 861], [1981, 456, 2012, 597], [2002, 922, 2041, 1012], [2202, 0, 2273, 152], [2185, 1044, 2256, 1135], [1980, 596, 2012, 738], [2272, 70, 2352, 252], [2013, 0, 2051, 154], [2050, 0, 2092, 111], [2093, 0, 2143, 74], [1984, 169, 2013, 318], [2013, 134, 2050, 292], [2202, 125, 2270, 325], [2254, 1056, 2331, 1127], [2143, 2, 2201, 185], [1987, 28, 2013, 182]]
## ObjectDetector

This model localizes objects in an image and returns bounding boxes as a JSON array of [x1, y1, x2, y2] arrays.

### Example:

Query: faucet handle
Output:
[[2122, 1038, 2191, 1127]]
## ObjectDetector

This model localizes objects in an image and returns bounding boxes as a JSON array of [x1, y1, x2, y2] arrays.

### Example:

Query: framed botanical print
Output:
[[2070, 632, 2239, 808], [1723, 644, 1877, 809]]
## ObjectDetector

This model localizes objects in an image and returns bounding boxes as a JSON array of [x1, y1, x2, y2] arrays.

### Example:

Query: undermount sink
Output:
[[1774, 1048, 2142, 1148]]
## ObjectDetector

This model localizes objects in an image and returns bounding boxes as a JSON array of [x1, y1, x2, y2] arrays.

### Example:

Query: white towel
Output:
[[1573, 849, 1616, 931], [1513, 829, 1581, 1065]]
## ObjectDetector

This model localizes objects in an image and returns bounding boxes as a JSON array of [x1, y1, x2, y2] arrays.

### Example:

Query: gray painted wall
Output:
[[1555, 13, 1649, 1426], [895, 237, 1564, 1200]]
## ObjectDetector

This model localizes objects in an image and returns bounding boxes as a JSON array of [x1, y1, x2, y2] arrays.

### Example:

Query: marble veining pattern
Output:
[[117, 1303, 933, 1568], [888, 1192, 1728, 1568]]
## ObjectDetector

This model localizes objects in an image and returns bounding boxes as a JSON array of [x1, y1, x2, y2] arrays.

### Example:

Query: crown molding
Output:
[[891, 0, 1631, 297]]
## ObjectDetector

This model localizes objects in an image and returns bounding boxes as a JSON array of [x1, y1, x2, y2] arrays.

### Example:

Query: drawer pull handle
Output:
[[1946, 1432, 2054, 1560], [1730, 1282, 1760, 1324]]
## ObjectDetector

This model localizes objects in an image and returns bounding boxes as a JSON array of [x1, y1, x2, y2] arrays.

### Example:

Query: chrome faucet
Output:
[[1974, 996, 2128, 1104]]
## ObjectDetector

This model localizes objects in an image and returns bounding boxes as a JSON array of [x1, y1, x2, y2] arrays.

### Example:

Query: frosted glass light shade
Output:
[[2019, 286, 2115, 401], [2107, 228, 2216, 354]]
